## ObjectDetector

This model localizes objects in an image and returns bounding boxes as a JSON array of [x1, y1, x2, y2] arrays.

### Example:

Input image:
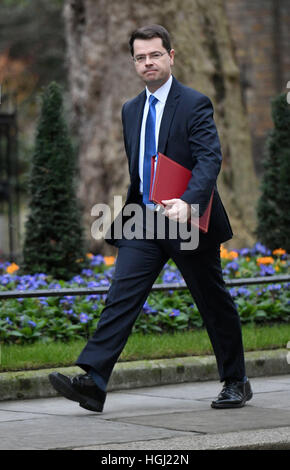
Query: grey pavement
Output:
[[0, 374, 290, 450]]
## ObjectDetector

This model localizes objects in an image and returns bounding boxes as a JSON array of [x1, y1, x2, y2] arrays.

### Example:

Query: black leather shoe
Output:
[[211, 378, 253, 409], [49, 372, 106, 412]]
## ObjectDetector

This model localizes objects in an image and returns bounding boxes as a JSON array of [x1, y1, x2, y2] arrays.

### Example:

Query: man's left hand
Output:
[[161, 198, 191, 223]]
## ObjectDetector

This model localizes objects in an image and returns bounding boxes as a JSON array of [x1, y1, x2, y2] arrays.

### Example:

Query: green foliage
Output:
[[22, 82, 86, 279], [256, 93, 290, 251]]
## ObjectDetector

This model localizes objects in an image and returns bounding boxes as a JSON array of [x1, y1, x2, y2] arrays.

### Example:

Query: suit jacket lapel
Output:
[[157, 76, 181, 154], [130, 90, 146, 181]]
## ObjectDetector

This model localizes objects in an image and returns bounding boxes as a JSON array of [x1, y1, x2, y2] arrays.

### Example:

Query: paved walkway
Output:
[[1, 374, 290, 450]]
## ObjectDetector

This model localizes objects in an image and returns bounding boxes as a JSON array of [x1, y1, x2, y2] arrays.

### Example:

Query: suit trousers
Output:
[[76, 206, 246, 385]]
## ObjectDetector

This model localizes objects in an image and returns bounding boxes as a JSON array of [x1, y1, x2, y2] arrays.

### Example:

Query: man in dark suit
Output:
[[49, 25, 253, 412]]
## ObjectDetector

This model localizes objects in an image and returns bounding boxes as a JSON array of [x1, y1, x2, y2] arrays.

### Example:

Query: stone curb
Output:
[[0, 348, 289, 402]]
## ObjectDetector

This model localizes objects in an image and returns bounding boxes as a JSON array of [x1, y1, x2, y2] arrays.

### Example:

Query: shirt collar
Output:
[[145, 75, 173, 104]]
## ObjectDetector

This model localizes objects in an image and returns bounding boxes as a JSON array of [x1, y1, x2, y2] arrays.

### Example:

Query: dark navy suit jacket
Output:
[[106, 76, 233, 249]]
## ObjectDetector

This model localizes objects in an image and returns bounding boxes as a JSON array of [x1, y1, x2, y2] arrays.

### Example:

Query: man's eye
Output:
[[151, 53, 161, 58]]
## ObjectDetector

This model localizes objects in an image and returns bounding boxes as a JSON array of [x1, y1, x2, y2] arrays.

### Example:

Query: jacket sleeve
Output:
[[180, 95, 222, 215]]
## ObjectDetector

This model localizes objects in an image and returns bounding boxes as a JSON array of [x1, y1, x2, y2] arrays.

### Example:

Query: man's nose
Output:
[[144, 55, 154, 65]]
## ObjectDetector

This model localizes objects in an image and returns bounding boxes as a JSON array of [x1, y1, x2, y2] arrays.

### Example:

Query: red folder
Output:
[[149, 152, 213, 233]]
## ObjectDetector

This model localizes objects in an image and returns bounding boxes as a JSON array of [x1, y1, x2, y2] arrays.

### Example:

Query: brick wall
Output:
[[225, 0, 290, 175]]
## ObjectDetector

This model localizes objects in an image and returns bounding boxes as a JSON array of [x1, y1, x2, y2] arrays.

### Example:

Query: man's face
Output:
[[132, 37, 174, 92]]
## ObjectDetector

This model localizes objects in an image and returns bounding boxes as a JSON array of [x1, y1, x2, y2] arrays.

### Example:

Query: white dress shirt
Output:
[[139, 75, 173, 194]]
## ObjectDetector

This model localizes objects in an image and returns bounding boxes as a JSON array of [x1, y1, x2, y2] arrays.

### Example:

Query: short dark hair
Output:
[[129, 24, 172, 57]]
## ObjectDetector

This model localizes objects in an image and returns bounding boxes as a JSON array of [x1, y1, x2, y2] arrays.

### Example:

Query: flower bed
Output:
[[0, 243, 289, 344]]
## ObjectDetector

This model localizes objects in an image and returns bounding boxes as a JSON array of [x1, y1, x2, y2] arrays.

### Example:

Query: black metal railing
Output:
[[0, 274, 289, 300]]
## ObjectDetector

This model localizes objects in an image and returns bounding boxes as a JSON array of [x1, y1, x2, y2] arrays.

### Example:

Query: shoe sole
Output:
[[211, 391, 253, 409], [48, 373, 104, 412]]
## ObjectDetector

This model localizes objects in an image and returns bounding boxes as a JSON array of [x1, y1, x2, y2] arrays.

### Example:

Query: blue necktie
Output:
[[143, 95, 158, 205]]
